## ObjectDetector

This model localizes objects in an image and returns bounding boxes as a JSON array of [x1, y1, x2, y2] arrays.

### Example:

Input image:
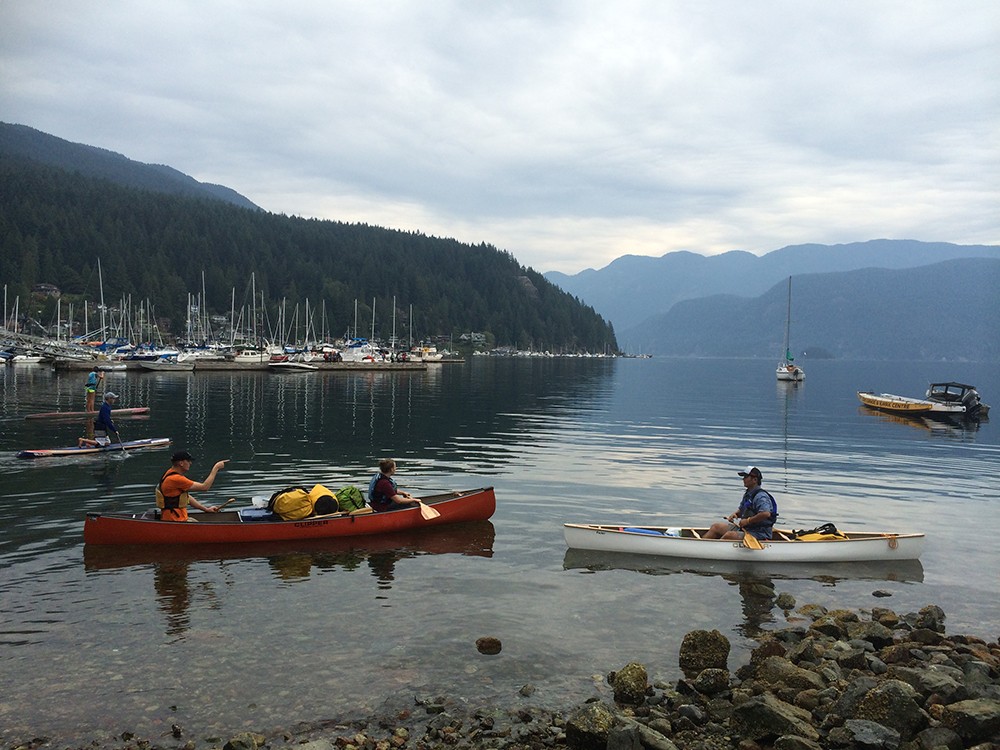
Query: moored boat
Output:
[[858, 382, 989, 419], [268, 360, 319, 372], [857, 392, 934, 413], [17, 436, 171, 459], [139, 357, 195, 372], [84, 487, 497, 545], [775, 277, 805, 382], [563, 523, 923, 562]]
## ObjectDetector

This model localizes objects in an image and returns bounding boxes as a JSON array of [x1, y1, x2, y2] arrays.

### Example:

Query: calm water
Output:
[[1, 357, 998, 744]]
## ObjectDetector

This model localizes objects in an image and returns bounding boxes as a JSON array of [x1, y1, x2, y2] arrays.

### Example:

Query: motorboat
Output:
[[858, 382, 989, 420]]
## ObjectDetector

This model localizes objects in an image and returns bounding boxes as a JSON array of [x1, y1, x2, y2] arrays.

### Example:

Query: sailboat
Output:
[[776, 276, 805, 382]]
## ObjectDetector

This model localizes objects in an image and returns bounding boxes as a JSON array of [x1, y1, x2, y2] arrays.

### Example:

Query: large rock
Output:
[[566, 701, 617, 750], [690, 667, 730, 695], [223, 733, 267, 750], [828, 719, 901, 749], [939, 698, 1000, 744], [912, 604, 946, 633], [756, 656, 826, 692], [889, 665, 964, 703], [846, 620, 896, 649], [678, 629, 730, 674], [610, 662, 648, 705], [730, 692, 819, 742], [853, 679, 929, 740]]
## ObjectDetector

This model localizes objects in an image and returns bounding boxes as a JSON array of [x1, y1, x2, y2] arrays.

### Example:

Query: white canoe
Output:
[[563, 524, 924, 562]]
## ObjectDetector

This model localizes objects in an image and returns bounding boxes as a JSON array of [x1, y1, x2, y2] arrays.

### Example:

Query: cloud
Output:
[[2, 0, 997, 273]]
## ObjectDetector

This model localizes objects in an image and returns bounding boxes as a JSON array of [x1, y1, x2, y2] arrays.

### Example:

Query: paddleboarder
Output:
[[78, 392, 120, 447], [84, 366, 103, 412]]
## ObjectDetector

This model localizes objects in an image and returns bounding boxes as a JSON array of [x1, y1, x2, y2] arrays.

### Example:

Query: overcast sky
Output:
[[2, 2, 997, 274]]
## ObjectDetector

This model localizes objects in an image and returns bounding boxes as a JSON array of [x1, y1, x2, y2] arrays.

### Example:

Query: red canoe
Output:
[[84, 487, 497, 545]]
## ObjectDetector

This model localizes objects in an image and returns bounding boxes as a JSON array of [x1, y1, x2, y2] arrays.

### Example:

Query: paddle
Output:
[[418, 501, 441, 520], [214, 498, 236, 512], [726, 516, 763, 549], [114, 430, 126, 454]]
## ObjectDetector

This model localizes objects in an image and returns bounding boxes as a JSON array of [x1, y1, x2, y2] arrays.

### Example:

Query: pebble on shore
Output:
[[10, 602, 999, 750]]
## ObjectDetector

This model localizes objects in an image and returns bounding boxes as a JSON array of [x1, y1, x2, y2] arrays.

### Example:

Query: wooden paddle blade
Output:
[[419, 502, 441, 520], [743, 531, 763, 550]]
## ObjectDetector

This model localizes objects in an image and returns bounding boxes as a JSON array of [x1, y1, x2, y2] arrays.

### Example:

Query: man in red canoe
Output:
[[156, 450, 230, 521]]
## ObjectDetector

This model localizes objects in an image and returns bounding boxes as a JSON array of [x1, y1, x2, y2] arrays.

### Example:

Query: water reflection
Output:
[[85, 522, 495, 637], [776, 380, 804, 491], [858, 406, 983, 437], [563, 549, 924, 636]]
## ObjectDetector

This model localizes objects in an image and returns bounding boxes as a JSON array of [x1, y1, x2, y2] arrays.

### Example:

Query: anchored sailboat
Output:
[[776, 276, 804, 382]]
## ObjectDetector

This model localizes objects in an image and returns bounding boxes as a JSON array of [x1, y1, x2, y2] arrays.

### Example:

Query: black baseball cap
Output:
[[171, 450, 194, 462]]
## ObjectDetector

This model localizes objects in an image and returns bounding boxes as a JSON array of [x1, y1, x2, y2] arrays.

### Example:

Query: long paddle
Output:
[[214, 498, 236, 512]]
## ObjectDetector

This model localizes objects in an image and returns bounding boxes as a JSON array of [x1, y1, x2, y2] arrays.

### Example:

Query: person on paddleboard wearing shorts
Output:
[[703, 465, 778, 541], [84, 366, 103, 412]]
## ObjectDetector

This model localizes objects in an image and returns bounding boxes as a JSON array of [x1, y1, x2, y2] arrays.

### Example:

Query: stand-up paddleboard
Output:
[[24, 407, 151, 421], [16, 437, 171, 459]]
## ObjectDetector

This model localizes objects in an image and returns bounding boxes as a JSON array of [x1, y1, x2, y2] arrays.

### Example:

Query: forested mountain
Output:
[[0, 122, 258, 210], [0, 156, 617, 353], [622, 261, 1000, 362], [546, 240, 1000, 334]]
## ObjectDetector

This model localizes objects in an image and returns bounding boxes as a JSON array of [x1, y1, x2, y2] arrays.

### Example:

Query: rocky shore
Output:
[[11, 601, 999, 750]]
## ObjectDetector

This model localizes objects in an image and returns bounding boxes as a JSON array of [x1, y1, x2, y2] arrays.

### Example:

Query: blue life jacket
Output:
[[368, 473, 397, 510], [739, 488, 778, 530]]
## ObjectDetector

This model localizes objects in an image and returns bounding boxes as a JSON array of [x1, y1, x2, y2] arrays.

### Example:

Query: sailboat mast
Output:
[[98, 258, 106, 341], [784, 276, 792, 361]]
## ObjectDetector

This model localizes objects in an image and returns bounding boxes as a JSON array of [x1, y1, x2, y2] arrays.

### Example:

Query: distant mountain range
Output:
[[4, 121, 996, 361], [0, 122, 259, 210], [623, 259, 1000, 361], [545, 240, 1000, 361]]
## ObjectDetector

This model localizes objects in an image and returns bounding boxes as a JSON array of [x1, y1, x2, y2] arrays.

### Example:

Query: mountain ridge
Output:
[[620, 259, 1000, 361], [546, 239, 1000, 334], [0, 122, 260, 210]]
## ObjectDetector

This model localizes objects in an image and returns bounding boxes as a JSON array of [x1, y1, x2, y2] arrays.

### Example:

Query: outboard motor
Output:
[[962, 388, 982, 416]]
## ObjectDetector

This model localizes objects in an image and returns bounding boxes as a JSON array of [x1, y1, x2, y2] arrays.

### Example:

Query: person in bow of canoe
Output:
[[78, 391, 121, 447], [84, 365, 104, 412], [703, 465, 778, 541], [156, 450, 230, 521], [368, 458, 421, 512]]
